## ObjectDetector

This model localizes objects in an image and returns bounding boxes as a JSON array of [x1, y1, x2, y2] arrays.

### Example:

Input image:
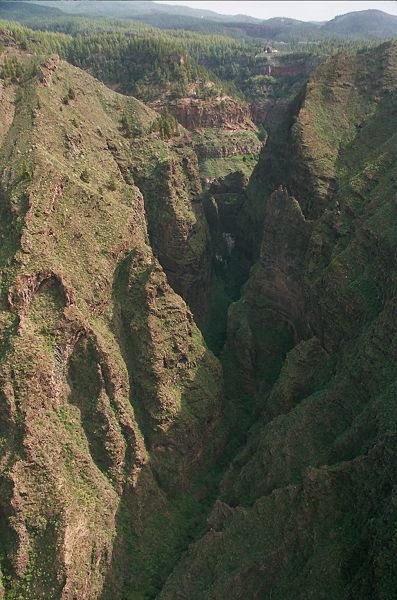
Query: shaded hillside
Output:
[[159, 40, 397, 599]]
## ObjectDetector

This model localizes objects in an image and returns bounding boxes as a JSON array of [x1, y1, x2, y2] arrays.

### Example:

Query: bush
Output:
[[121, 111, 143, 137], [150, 109, 179, 140], [257, 123, 268, 142], [80, 169, 90, 183], [20, 162, 33, 183], [0, 56, 25, 82], [107, 175, 117, 191]]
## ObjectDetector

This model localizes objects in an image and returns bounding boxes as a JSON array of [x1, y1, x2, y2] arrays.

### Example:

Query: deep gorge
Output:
[[0, 10, 397, 599]]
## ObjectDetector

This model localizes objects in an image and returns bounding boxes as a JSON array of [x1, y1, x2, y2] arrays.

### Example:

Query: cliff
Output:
[[149, 95, 261, 186], [149, 95, 255, 132]]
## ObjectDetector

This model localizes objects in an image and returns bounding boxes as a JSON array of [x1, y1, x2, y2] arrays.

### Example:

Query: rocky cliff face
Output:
[[194, 131, 262, 160], [148, 95, 262, 187], [1, 36, 397, 600], [149, 95, 255, 132], [128, 132, 212, 323], [249, 52, 318, 131]]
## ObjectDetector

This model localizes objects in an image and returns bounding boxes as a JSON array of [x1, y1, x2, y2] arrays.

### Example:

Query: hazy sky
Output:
[[154, 1, 397, 22]]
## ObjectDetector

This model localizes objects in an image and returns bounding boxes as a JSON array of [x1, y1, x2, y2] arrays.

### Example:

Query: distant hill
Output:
[[219, 17, 323, 41], [26, 0, 261, 23], [3, 2, 397, 40], [323, 9, 397, 38], [0, 0, 62, 19]]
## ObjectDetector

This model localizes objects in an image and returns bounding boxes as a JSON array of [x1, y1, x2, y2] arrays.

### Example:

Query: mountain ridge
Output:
[[3, 1, 397, 40]]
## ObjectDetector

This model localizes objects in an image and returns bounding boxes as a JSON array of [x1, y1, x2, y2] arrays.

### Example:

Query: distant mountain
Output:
[[0, 0, 62, 18], [219, 17, 322, 41], [3, 2, 397, 40], [323, 9, 397, 38], [27, 0, 261, 23]]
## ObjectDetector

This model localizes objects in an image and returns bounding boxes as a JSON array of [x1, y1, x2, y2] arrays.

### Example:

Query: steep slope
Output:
[[58, 32, 263, 187], [0, 48, 223, 599], [159, 41, 397, 599]]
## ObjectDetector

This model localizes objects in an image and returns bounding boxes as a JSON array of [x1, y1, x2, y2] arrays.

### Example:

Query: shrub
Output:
[[107, 175, 117, 191], [0, 56, 25, 82], [121, 111, 143, 137], [20, 162, 33, 183], [150, 109, 179, 140], [80, 169, 90, 183]]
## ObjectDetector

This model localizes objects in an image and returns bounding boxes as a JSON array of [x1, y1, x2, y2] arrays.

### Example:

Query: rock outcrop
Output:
[[149, 95, 256, 131]]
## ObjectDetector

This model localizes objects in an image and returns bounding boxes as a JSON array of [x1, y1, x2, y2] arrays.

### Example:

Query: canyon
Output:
[[0, 21, 396, 600]]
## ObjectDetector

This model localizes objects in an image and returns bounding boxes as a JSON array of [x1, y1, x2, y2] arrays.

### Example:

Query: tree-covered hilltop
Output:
[[0, 18, 375, 108], [0, 21, 245, 101]]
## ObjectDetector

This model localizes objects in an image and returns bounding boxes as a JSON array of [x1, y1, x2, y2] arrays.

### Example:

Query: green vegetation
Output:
[[0, 19, 347, 108], [0, 55, 25, 81], [107, 174, 117, 191], [199, 154, 258, 182], [121, 110, 143, 138], [80, 168, 90, 183], [191, 129, 261, 183], [149, 109, 179, 140]]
